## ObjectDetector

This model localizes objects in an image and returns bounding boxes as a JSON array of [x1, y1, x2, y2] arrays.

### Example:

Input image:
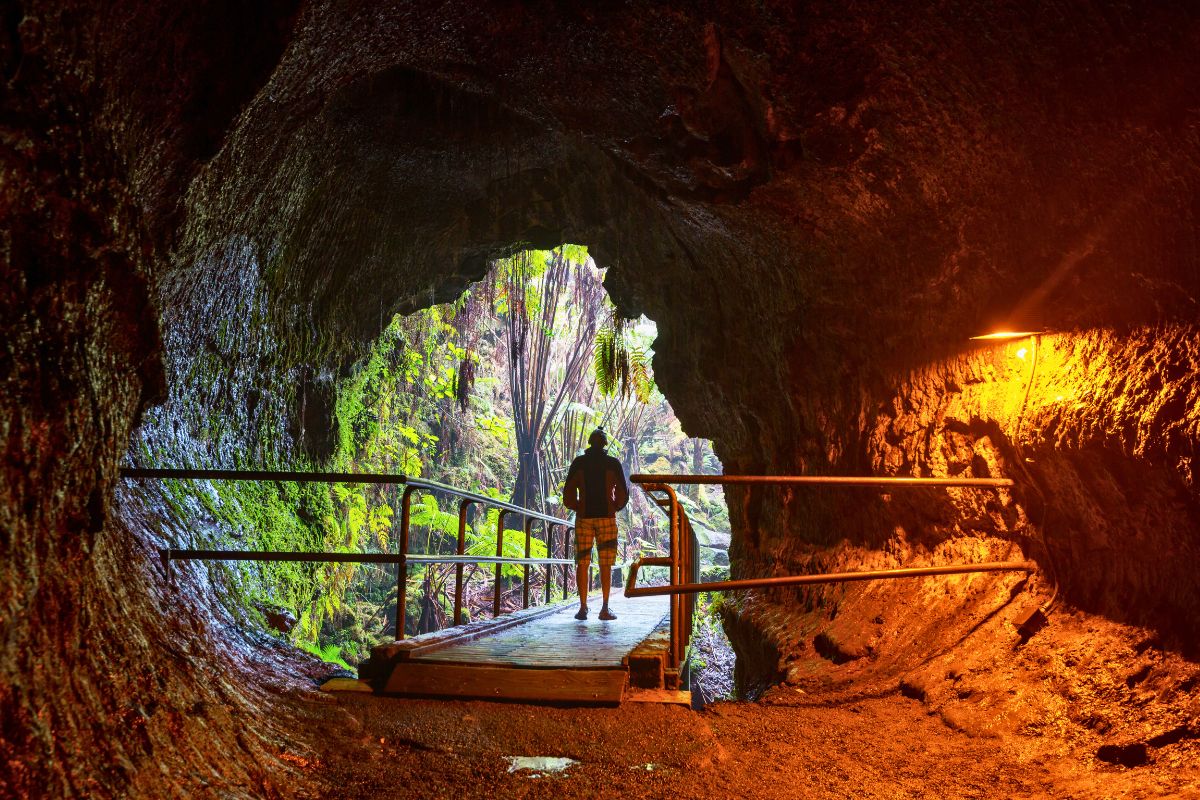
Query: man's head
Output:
[[588, 428, 608, 448]]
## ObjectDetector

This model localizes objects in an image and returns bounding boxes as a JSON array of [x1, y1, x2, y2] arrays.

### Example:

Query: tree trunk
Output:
[[510, 444, 543, 524]]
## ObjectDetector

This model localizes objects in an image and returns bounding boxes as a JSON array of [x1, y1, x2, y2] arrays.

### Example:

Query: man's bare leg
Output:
[[574, 560, 589, 619], [599, 566, 616, 620]]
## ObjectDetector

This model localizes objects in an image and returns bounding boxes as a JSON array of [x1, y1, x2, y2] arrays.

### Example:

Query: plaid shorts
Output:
[[574, 517, 618, 570]]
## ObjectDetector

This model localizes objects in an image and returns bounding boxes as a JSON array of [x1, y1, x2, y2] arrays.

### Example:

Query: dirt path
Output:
[[290, 687, 1199, 799]]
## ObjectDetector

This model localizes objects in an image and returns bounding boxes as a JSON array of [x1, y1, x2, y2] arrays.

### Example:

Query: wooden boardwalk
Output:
[[361, 592, 673, 704]]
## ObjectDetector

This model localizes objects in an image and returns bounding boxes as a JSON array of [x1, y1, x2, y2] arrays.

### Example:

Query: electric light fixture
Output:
[[969, 331, 1044, 341]]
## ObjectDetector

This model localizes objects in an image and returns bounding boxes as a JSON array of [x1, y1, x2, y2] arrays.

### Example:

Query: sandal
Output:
[[574, 608, 588, 620], [599, 608, 617, 621]]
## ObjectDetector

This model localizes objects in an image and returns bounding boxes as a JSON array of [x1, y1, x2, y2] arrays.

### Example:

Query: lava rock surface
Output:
[[3, 2, 1199, 796]]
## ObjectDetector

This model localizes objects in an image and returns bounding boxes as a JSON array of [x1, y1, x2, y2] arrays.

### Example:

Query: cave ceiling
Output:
[[75, 0, 1199, 429]]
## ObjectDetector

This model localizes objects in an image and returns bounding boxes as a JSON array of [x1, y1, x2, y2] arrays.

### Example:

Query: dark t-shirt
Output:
[[564, 446, 629, 518]]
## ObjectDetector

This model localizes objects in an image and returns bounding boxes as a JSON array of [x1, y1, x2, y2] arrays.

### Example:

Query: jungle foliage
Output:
[[159, 246, 728, 668]]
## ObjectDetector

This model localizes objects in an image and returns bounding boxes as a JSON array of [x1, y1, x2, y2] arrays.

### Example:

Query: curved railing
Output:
[[120, 468, 576, 638]]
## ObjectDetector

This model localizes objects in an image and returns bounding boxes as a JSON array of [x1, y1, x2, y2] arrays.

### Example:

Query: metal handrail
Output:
[[121, 468, 572, 528], [626, 561, 1038, 596], [630, 482, 698, 671], [405, 475, 581, 528], [624, 473, 1035, 676], [630, 473, 1015, 487], [121, 467, 575, 638], [160, 549, 573, 567]]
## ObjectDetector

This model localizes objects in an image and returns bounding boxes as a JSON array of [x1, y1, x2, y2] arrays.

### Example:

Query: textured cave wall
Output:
[[0, 2, 332, 797], [724, 324, 1200, 755], [3, 0, 1200, 795]]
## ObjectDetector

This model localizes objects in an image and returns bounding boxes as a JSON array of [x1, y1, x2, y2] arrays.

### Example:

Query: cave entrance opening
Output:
[[301, 244, 733, 690], [122, 238, 737, 698]]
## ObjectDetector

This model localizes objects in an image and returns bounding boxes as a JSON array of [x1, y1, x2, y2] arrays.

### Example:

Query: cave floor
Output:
[[286, 688, 1199, 799]]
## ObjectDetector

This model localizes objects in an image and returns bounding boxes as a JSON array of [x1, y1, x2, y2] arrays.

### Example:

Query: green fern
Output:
[[295, 638, 353, 671], [594, 310, 654, 401]]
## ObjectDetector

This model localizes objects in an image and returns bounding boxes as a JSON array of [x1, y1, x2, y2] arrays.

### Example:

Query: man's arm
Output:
[[610, 458, 630, 512], [562, 458, 583, 512]]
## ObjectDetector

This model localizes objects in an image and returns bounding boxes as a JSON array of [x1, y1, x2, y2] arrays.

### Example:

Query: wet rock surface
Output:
[[3, 1, 1200, 796]]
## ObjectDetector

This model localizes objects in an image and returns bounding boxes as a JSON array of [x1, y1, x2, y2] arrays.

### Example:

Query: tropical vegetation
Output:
[[152, 246, 728, 668]]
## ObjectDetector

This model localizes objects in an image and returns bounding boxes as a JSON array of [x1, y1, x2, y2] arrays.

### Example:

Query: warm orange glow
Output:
[[970, 331, 1043, 341]]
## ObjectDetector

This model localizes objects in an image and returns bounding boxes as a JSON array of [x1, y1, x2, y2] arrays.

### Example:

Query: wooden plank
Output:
[[627, 652, 665, 689], [370, 591, 670, 705], [383, 662, 628, 704], [372, 598, 581, 661], [623, 688, 692, 706], [416, 593, 669, 669], [624, 619, 670, 688]]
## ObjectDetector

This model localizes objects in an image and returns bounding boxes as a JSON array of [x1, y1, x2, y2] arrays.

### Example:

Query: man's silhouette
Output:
[[561, 428, 629, 620]]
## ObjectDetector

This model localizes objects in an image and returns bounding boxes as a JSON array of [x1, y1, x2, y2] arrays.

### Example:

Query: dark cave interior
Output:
[[2, 2, 1199, 797]]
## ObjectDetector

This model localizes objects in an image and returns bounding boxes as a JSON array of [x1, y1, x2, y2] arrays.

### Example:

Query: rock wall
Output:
[[724, 324, 1199, 758], [0, 2, 338, 797], [3, 0, 1200, 794]]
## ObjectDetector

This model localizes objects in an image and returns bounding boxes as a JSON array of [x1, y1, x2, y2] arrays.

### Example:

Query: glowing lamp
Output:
[[969, 331, 1044, 341]]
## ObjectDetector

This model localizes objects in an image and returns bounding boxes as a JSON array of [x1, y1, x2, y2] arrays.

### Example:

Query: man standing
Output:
[[561, 428, 629, 621]]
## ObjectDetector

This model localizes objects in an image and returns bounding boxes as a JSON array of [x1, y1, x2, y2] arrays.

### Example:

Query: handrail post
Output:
[[643, 484, 681, 666], [674, 491, 682, 668], [121, 470, 580, 631], [650, 483, 680, 669], [691, 513, 700, 671], [493, 510, 510, 617], [562, 526, 572, 601], [523, 518, 534, 608], [545, 524, 556, 605], [454, 499, 475, 626], [396, 486, 417, 639]]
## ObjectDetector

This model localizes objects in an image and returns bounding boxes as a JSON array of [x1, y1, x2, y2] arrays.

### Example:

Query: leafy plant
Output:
[[296, 639, 354, 671], [147, 242, 732, 667], [465, 506, 550, 579], [594, 308, 653, 402]]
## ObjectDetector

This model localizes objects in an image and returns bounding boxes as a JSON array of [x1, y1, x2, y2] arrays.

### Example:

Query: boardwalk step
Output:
[[625, 625, 671, 689], [367, 592, 672, 705], [623, 688, 692, 706], [383, 663, 628, 704]]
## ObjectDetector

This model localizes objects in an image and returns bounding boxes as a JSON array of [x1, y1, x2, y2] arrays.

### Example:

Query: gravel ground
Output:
[[691, 615, 737, 705], [288, 687, 1200, 799]]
